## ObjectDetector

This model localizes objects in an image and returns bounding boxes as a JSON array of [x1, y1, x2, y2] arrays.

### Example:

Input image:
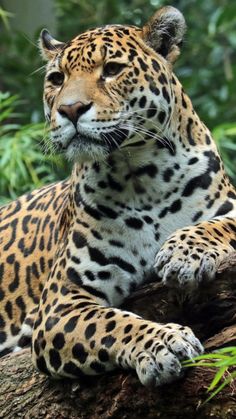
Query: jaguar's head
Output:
[[40, 6, 186, 162]]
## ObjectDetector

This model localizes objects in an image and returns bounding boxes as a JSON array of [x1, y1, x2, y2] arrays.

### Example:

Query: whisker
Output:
[[119, 122, 174, 152], [120, 112, 174, 151], [122, 102, 175, 138], [30, 64, 48, 76], [107, 131, 122, 150], [114, 127, 149, 150]]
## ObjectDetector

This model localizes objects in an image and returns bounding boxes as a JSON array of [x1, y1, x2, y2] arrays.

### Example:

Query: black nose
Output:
[[58, 101, 92, 126]]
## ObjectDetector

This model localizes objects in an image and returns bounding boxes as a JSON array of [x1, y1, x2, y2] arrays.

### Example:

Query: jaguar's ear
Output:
[[39, 29, 65, 60], [142, 6, 186, 64]]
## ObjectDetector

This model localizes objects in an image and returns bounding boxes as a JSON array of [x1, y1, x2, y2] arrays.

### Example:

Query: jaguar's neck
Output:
[[69, 146, 161, 211], [166, 75, 214, 150]]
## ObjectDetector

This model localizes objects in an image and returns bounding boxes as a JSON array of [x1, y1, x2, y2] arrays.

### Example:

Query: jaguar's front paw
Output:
[[117, 322, 203, 387], [154, 230, 227, 289]]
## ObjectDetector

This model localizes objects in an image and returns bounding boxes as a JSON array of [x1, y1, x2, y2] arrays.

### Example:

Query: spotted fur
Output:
[[0, 6, 236, 386]]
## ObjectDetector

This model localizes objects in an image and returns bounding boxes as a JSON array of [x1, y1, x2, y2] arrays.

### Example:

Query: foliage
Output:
[[183, 346, 236, 403], [0, 6, 13, 29], [213, 122, 236, 185], [0, 31, 43, 123], [0, 92, 66, 205]]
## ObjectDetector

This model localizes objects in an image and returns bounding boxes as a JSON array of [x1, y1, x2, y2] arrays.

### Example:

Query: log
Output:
[[0, 254, 236, 419]]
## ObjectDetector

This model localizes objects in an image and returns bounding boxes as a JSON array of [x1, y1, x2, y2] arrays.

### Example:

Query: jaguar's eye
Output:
[[103, 62, 126, 78], [47, 71, 64, 86]]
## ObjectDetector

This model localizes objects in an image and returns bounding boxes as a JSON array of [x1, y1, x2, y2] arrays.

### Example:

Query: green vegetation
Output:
[[0, 6, 13, 29], [213, 123, 236, 181], [0, 92, 66, 204], [183, 347, 236, 402]]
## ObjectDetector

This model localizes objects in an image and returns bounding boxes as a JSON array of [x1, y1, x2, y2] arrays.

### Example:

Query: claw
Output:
[[133, 323, 203, 386]]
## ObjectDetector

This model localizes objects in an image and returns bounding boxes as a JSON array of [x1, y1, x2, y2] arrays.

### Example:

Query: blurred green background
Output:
[[0, 0, 236, 204]]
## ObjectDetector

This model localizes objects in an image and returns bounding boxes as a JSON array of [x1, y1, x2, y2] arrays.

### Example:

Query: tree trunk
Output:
[[0, 254, 236, 419]]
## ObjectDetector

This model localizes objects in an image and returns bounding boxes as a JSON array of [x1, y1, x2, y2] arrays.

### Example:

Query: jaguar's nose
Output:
[[58, 101, 92, 126]]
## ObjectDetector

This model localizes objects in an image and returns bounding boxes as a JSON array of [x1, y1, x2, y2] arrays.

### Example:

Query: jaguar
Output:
[[0, 6, 236, 387]]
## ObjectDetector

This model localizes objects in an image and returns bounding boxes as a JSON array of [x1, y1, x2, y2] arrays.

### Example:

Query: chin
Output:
[[64, 141, 109, 163]]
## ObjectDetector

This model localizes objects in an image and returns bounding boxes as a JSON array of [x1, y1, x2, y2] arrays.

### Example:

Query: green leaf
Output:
[[208, 366, 227, 391]]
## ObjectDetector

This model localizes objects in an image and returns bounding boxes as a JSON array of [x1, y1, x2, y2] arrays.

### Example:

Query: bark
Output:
[[0, 254, 236, 419]]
